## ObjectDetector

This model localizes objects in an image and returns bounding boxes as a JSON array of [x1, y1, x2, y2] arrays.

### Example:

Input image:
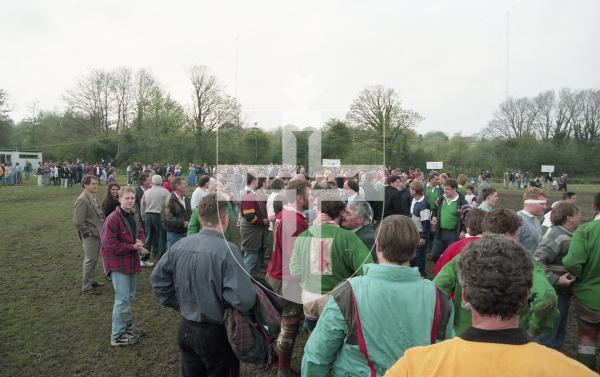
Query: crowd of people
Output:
[[504, 170, 571, 192], [0, 161, 31, 185], [69, 164, 600, 375]]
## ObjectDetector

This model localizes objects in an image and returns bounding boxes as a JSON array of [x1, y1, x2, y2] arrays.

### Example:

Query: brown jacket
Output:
[[73, 191, 105, 240]]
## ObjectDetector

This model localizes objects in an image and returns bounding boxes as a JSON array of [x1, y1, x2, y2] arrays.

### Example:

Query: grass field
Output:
[[1, 177, 599, 376]]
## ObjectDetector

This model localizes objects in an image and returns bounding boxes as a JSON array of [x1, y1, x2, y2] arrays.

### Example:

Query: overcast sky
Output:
[[1, 0, 599, 136]]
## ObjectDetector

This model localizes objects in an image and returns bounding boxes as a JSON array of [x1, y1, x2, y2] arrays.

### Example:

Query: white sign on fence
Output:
[[426, 161, 444, 170], [541, 165, 555, 173], [322, 159, 341, 167]]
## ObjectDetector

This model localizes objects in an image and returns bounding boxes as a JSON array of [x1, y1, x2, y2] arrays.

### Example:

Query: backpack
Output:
[[223, 277, 282, 364]]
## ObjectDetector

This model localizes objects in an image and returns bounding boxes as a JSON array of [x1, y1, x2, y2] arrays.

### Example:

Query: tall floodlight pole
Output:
[[235, 37, 239, 99], [234, 37, 240, 127], [506, 11, 510, 99]]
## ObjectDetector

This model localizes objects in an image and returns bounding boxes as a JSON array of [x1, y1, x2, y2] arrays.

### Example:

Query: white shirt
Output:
[[266, 191, 280, 231], [542, 201, 560, 228], [190, 187, 208, 210]]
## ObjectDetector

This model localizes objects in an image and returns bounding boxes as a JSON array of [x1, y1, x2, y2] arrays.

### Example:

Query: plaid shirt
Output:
[[101, 207, 145, 275]]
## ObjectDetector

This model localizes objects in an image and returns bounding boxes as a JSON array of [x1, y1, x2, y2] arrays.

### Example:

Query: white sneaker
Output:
[[140, 260, 154, 267]]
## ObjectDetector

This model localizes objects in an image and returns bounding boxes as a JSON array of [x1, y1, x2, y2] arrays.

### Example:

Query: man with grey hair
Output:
[[342, 201, 376, 260], [140, 175, 170, 263]]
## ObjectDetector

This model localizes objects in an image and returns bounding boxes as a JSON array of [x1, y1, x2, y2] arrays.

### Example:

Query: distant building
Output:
[[0, 148, 43, 168]]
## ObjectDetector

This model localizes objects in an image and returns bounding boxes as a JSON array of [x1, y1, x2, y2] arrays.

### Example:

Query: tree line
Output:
[[1, 68, 599, 179]]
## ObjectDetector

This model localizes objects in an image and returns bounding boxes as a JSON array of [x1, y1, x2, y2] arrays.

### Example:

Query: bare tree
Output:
[[132, 69, 157, 130], [346, 85, 422, 148], [580, 89, 600, 144], [532, 90, 555, 141], [564, 89, 585, 143], [0, 88, 10, 121], [64, 69, 113, 133], [487, 96, 537, 139], [187, 65, 241, 138], [111, 67, 133, 132], [553, 88, 572, 142]]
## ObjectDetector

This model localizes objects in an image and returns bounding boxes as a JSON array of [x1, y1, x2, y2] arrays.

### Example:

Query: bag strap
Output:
[[351, 286, 376, 377], [431, 287, 441, 344]]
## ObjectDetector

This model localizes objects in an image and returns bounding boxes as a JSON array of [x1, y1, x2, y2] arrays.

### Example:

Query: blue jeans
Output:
[[242, 250, 259, 276], [167, 232, 185, 250], [111, 272, 136, 340], [536, 289, 571, 350]]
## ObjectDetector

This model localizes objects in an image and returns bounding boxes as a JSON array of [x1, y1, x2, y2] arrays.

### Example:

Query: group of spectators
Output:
[[125, 162, 215, 187], [71, 164, 600, 375], [0, 161, 31, 185], [504, 170, 571, 192]]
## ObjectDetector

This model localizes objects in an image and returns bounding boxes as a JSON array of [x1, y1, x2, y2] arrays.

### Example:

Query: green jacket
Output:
[[563, 217, 600, 311], [302, 264, 454, 377], [290, 224, 373, 294], [434, 255, 558, 336], [186, 201, 233, 241]]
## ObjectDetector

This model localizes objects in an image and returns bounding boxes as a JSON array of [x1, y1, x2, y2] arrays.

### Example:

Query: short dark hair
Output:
[[198, 175, 211, 188], [464, 208, 486, 236], [458, 234, 533, 319], [140, 173, 150, 184], [594, 192, 600, 210], [551, 202, 579, 227], [199, 193, 228, 227], [482, 208, 522, 235], [465, 185, 475, 192], [270, 178, 285, 190], [376, 215, 419, 264], [428, 171, 440, 181], [482, 188, 497, 201], [257, 176, 268, 188], [445, 178, 458, 190], [319, 193, 346, 219], [247, 173, 256, 186], [562, 192, 576, 200], [81, 175, 97, 187], [388, 175, 400, 184], [346, 178, 359, 193]]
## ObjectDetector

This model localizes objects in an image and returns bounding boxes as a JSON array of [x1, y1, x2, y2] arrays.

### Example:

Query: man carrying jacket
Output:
[[151, 193, 256, 376]]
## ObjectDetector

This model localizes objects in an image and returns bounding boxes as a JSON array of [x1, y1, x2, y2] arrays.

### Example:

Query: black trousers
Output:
[[177, 319, 239, 377], [431, 229, 459, 262]]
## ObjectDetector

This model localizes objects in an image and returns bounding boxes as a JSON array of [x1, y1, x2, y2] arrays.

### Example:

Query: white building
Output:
[[0, 148, 43, 168]]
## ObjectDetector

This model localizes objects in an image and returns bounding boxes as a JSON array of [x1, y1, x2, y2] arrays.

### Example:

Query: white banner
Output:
[[541, 165, 555, 173], [322, 159, 341, 167], [426, 161, 444, 170]]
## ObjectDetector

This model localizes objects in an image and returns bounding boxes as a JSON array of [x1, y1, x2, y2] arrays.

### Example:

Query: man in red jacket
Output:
[[101, 186, 148, 347], [266, 179, 310, 377]]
